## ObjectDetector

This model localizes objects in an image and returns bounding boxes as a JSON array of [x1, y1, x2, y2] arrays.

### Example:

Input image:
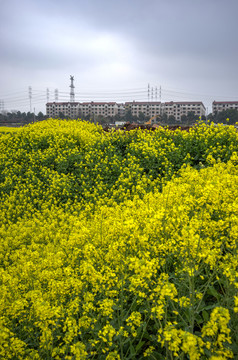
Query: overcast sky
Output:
[[1, 0, 238, 114]]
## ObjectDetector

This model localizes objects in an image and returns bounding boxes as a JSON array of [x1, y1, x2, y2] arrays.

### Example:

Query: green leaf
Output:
[[135, 340, 145, 352], [129, 343, 136, 356], [202, 310, 209, 322], [207, 286, 220, 299]]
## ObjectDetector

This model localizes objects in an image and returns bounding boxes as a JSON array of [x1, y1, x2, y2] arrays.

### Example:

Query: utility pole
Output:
[[147, 84, 151, 118], [159, 86, 162, 115], [148, 83, 150, 103], [46, 88, 50, 103], [55, 89, 59, 101], [29, 86, 32, 112]]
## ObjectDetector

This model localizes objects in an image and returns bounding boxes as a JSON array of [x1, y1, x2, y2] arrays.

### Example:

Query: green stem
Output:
[[188, 274, 195, 333]]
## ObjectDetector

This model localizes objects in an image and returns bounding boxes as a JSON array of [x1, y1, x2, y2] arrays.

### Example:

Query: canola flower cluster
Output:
[[0, 119, 238, 359]]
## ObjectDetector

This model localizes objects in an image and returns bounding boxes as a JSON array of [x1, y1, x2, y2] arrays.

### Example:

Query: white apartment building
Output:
[[46, 102, 80, 118], [80, 102, 115, 117], [46, 100, 205, 121], [46, 101, 125, 119], [125, 101, 162, 118], [164, 102, 206, 121], [79, 102, 125, 118], [125, 101, 205, 121], [212, 101, 238, 115]]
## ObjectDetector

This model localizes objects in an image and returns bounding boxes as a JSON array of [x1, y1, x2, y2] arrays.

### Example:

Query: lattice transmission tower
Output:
[[70, 76, 75, 102]]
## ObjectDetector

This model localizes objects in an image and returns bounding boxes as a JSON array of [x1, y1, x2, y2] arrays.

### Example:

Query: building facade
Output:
[[46, 102, 80, 118], [212, 101, 238, 115], [46, 101, 125, 119], [79, 102, 125, 118], [164, 101, 206, 121], [125, 101, 206, 121], [46, 100, 206, 121], [125, 101, 162, 118]]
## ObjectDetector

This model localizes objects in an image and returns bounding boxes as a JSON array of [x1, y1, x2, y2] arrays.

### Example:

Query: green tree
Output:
[[181, 114, 187, 123], [22, 112, 27, 120], [138, 111, 145, 122], [85, 114, 91, 121], [95, 115, 108, 125], [114, 114, 121, 123], [186, 111, 196, 124], [59, 112, 65, 119], [16, 111, 22, 119], [37, 112, 44, 121], [125, 109, 133, 123], [167, 115, 176, 124], [7, 112, 13, 120], [215, 109, 238, 124], [26, 112, 33, 122], [161, 113, 168, 124]]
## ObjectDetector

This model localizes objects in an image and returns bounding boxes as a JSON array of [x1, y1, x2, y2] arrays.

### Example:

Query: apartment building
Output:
[[212, 101, 238, 115], [125, 101, 206, 121], [79, 102, 125, 118], [46, 101, 125, 119], [46, 100, 206, 121], [125, 101, 162, 118], [164, 102, 206, 121], [46, 102, 80, 118]]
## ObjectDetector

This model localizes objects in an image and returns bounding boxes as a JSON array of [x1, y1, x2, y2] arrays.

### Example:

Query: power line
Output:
[[2, 86, 238, 100], [1, 84, 238, 114], [55, 89, 58, 101], [28, 86, 32, 112]]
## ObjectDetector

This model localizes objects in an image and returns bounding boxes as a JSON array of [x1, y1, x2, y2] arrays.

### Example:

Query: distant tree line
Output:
[[91, 109, 238, 126], [207, 109, 238, 125], [161, 112, 206, 125], [1, 108, 238, 127], [0, 111, 47, 126], [83, 110, 207, 126]]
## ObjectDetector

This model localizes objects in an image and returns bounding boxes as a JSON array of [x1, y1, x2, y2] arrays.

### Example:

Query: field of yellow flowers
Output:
[[0, 119, 238, 359]]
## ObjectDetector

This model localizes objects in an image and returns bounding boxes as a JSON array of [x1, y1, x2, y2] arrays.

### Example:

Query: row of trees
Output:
[[80, 111, 203, 125], [1, 109, 238, 126], [161, 112, 206, 125], [90, 109, 238, 126], [0, 109, 203, 126], [90, 111, 206, 125], [0, 111, 47, 125], [208, 109, 238, 125]]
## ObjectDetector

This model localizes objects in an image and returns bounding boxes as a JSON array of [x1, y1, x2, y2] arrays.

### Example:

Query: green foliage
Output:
[[0, 119, 238, 359], [211, 109, 238, 124]]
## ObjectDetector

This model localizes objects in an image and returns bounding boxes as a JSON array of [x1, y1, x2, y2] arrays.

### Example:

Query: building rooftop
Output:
[[125, 101, 161, 105], [213, 101, 238, 104], [164, 101, 204, 105], [46, 102, 79, 105], [82, 102, 117, 105]]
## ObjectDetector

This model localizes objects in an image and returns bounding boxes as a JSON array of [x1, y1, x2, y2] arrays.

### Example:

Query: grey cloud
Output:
[[1, 0, 238, 114], [2, 0, 238, 65]]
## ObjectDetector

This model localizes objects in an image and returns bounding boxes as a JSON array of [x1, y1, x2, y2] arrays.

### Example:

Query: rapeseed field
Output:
[[0, 119, 238, 359]]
